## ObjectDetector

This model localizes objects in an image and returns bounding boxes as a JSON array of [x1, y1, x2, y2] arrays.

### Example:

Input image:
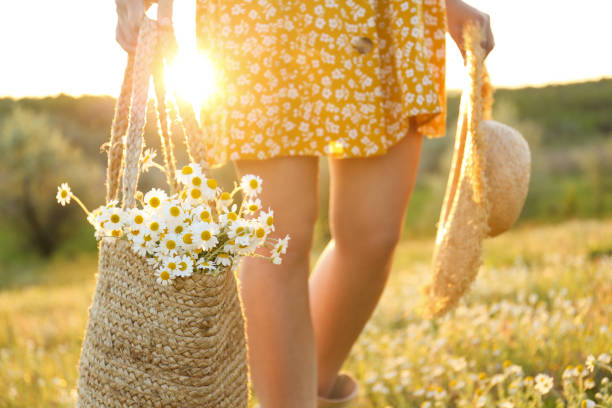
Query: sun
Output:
[[165, 49, 220, 114]]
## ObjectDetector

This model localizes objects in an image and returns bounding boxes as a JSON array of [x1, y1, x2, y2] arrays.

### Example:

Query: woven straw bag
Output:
[[422, 23, 531, 318], [76, 17, 249, 407]]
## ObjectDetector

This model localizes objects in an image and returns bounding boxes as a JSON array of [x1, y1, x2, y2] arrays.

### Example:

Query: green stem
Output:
[[69, 193, 91, 216]]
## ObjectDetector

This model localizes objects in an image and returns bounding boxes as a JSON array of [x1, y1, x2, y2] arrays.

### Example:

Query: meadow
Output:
[[1, 218, 611, 407]]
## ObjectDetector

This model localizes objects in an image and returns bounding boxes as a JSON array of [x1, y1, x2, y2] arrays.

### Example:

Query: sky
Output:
[[0, 0, 611, 98]]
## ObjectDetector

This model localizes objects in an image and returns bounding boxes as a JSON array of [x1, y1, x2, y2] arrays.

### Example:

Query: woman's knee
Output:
[[331, 218, 403, 264]]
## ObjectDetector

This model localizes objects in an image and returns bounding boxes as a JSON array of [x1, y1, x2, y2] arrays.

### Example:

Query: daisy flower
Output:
[[240, 174, 263, 197], [217, 191, 233, 210], [272, 235, 290, 256], [202, 177, 220, 201], [162, 256, 181, 276], [177, 163, 203, 185], [219, 206, 239, 228], [156, 268, 174, 285], [56, 183, 72, 206], [242, 197, 261, 215], [175, 255, 194, 277], [161, 199, 185, 227], [140, 148, 157, 173], [131, 236, 149, 257], [534, 374, 553, 394], [159, 233, 180, 255], [259, 209, 275, 232], [104, 206, 127, 232], [144, 188, 168, 212], [196, 257, 217, 272], [216, 252, 232, 267], [192, 221, 220, 250], [223, 238, 238, 254], [192, 204, 213, 223]]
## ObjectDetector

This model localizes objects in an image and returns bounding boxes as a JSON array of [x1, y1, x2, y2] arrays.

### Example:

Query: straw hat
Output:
[[421, 23, 531, 318]]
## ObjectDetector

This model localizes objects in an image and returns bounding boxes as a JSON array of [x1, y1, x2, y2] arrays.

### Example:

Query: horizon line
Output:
[[1, 76, 610, 100]]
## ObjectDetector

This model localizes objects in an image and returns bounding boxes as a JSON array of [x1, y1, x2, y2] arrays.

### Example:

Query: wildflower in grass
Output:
[[534, 373, 554, 394], [586, 355, 596, 372], [585, 378, 596, 389], [581, 399, 595, 408], [56, 183, 72, 206], [598, 353, 611, 364], [240, 174, 263, 197]]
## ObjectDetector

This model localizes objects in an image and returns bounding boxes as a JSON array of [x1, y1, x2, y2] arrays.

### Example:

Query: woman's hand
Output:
[[115, 0, 173, 53], [445, 0, 494, 59]]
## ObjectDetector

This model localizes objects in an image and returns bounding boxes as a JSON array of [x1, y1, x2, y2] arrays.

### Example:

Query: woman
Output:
[[115, 0, 494, 406]]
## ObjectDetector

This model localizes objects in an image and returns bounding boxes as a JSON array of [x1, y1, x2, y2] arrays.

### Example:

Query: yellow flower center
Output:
[[249, 179, 258, 189], [201, 230, 211, 240], [192, 176, 202, 186], [267, 216, 274, 226], [218, 252, 228, 258], [200, 210, 211, 221], [220, 192, 231, 201], [236, 226, 245, 235], [182, 165, 193, 175], [179, 262, 187, 271], [191, 188, 201, 199], [183, 233, 193, 244], [111, 229, 122, 237], [61, 190, 68, 198], [160, 270, 170, 280], [256, 228, 265, 238], [170, 206, 180, 217], [174, 225, 183, 234], [150, 222, 159, 231], [166, 240, 176, 250], [110, 214, 120, 224], [134, 214, 144, 224], [144, 234, 152, 242], [249, 204, 258, 212], [207, 178, 218, 189], [167, 262, 177, 270], [228, 212, 238, 221], [149, 197, 161, 208], [131, 229, 140, 235]]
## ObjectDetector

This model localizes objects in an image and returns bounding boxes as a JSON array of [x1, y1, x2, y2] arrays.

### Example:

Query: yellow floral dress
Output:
[[196, 0, 447, 168]]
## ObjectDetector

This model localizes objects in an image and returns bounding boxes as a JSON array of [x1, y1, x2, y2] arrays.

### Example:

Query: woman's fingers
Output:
[[115, 0, 145, 53], [157, 0, 174, 27]]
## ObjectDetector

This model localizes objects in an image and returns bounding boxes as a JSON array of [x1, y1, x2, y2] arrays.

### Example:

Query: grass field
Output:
[[1, 219, 611, 407]]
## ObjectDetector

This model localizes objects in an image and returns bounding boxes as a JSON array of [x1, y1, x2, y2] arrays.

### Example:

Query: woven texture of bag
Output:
[[76, 16, 249, 407]]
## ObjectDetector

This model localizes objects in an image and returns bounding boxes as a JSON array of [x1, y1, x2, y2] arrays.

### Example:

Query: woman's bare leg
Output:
[[234, 156, 319, 408], [309, 126, 424, 397]]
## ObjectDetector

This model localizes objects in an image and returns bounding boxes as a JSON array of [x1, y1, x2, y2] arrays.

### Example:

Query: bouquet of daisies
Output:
[[57, 160, 289, 285]]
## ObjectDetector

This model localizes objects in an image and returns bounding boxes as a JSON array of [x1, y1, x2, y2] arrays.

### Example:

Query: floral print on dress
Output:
[[196, 0, 446, 168]]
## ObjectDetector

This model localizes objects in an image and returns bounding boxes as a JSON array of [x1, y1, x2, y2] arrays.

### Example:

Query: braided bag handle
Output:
[[104, 16, 212, 209]]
